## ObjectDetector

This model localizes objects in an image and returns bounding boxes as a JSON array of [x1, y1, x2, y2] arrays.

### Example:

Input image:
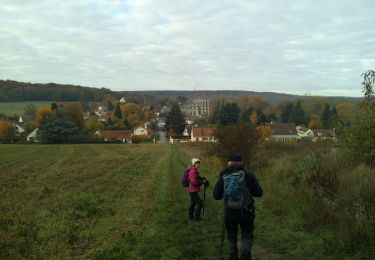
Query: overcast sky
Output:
[[1, 0, 374, 96]]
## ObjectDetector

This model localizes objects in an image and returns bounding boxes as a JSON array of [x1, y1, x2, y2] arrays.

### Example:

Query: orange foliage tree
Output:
[[34, 106, 53, 127]]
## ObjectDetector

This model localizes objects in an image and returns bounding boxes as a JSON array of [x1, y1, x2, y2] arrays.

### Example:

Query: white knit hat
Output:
[[191, 158, 201, 165]]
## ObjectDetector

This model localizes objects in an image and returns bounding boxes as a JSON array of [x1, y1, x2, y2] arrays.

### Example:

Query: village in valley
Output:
[[2, 92, 338, 145]]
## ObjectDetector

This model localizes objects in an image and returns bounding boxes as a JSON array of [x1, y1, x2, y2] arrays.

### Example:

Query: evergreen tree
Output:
[[290, 100, 305, 125], [219, 102, 240, 125], [114, 103, 122, 119], [329, 106, 340, 128], [39, 110, 85, 143], [165, 103, 186, 136], [321, 104, 331, 128], [281, 103, 294, 123], [107, 100, 114, 111]]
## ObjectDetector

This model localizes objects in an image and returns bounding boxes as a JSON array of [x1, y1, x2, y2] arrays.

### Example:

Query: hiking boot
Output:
[[240, 253, 251, 260]]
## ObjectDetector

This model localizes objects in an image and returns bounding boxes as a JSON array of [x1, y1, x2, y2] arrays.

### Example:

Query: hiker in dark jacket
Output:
[[213, 154, 262, 260], [188, 158, 209, 221]]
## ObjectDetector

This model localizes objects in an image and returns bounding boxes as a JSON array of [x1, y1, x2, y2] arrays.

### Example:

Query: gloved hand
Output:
[[203, 178, 209, 188]]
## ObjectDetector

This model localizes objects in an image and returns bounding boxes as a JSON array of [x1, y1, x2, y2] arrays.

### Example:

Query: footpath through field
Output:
[[0, 144, 282, 259], [128, 144, 283, 259]]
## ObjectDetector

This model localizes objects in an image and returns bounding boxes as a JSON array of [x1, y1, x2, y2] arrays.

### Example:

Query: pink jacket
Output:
[[188, 166, 202, 193]]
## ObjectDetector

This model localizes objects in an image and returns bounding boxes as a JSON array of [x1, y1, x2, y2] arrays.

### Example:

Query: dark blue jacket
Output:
[[213, 165, 262, 221]]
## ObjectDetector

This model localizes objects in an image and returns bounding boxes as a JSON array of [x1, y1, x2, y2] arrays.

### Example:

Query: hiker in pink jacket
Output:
[[188, 158, 208, 221]]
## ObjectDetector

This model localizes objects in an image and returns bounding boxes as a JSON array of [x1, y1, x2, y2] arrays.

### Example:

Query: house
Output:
[[95, 130, 132, 143], [120, 97, 126, 103], [14, 124, 26, 136], [266, 123, 300, 142], [296, 126, 314, 139], [27, 128, 39, 142], [312, 129, 335, 142], [133, 126, 148, 136], [191, 127, 216, 142]]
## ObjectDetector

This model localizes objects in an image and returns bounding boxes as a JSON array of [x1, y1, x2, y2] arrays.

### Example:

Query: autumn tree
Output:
[[35, 106, 53, 127], [212, 123, 263, 168], [85, 117, 104, 135], [240, 106, 253, 123], [64, 103, 85, 129], [257, 125, 272, 140], [0, 119, 15, 143], [336, 102, 356, 123], [308, 118, 322, 129], [121, 102, 144, 128]]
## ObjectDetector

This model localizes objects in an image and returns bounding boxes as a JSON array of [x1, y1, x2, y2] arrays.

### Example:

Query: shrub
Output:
[[131, 135, 149, 143], [210, 123, 263, 168]]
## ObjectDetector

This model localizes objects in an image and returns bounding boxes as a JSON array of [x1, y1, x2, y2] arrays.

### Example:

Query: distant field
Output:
[[0, 101, 53, 116]]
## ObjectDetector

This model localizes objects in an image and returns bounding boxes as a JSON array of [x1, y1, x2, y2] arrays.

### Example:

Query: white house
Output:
[[27, 128, 39, 142], [296, 126, 314, 139], [133, 126, 148, 136]]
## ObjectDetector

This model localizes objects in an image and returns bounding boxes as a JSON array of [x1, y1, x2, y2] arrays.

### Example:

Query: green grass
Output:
[[0, 144, 237, 259], [0, 101, 53, 116]]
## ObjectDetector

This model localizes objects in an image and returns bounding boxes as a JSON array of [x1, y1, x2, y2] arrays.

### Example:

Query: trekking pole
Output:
[[202, 184, 206, 218], [218, 214, 225, 260]]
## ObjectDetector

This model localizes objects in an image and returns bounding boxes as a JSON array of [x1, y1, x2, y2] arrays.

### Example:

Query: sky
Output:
[[1, 0, 374, 97]]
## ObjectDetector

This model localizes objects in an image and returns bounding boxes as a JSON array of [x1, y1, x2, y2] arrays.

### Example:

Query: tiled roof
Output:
[[266, 123, 297, 135], [97, 130, 132, 139], [312, 129, 334, 137], [192, 127, 214, 138]]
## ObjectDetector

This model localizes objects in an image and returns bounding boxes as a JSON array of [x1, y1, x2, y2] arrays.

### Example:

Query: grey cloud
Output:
[[0, 0, 374, 96]]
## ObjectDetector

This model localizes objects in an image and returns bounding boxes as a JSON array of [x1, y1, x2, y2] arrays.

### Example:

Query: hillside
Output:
[[0, 79, 359, 104]]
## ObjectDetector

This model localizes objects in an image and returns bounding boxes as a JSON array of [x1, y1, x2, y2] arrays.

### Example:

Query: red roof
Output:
[[312, 129, 334, 137], [192, 127, 214, 138], [97, 130, 132, 140], [266, 123, 297, 135]]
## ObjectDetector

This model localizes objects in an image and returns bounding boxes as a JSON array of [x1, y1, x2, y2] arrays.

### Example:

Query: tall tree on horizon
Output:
[[219, 102, 240, 125], [114, 102, 122, 119], [165, 103, 186, 136], [281, 102, 294, 123], [321, 104, 331, 129]]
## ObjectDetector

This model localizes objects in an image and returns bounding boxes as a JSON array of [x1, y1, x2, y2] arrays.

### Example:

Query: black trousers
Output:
[[189, 192, 203, 219], [225, 216, 254, 260]]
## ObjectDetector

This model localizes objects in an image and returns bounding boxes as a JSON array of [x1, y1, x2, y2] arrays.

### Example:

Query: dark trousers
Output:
[[225, 217, 254, 260], [189, 192, 203, 219]]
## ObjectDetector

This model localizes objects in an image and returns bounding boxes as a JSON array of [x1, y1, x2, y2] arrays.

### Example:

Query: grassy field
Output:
[[1, 144, 262, 259], [0, 101, 53, 116], [2, 143, 373, 259]]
